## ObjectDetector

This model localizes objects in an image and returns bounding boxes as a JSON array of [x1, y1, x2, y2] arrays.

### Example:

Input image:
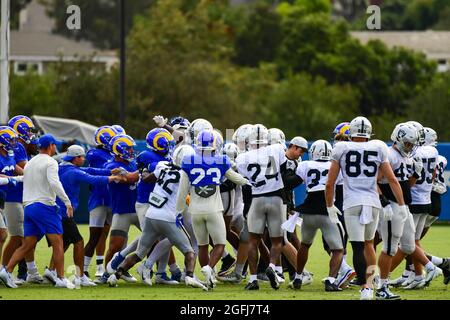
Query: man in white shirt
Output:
[[0, 134, 74, 289]]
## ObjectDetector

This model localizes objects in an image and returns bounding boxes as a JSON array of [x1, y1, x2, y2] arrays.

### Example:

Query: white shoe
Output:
[[120, 271, 137, 283], [201, 265, 214, 289], [401, 271, 416, 287], [389, 272, 410, 287], [360, 287, 373, 300], [80, 274, 97, 287], [55, 278, 76, 289], [336, 268, 356, 289], [107, 274, 118, 287], [44, 268, 57, 285], [185, 275, 208, 291], [301, 271, 313, 286], [26, 272, 44, 284], [14, 277, 26, 286], [425, 267, 442, 286], [275, 271, 285, 284], [404, 278, 426, 290], [95, 264, 106, 277], [0, 268, 18, 288], [137, 264, 153, 286]]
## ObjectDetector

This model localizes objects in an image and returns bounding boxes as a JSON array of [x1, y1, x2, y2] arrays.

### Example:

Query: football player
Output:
[[325, 116, 407, 300], [288, 140, 345, 292], [235, 124, 288, 290], [176, 129, 248, 289]]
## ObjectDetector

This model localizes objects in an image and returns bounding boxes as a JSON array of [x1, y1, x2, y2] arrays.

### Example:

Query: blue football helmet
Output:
[[8, 115, 37, 144], [195, 129, 219, 151], [94, 125, 117, 149], [146, 128, 175, 155], [111, 125, 126, 135], [0, 126, 18, 152], [332, 122, 350, 142], [169, 116, 190, 130], [109, 134, 136, 161]]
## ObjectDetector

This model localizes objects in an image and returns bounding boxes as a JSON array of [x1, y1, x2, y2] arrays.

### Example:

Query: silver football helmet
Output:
[[407, 121, 425, 146], [424, 127, 437, 146], [185, 118, 213, 145], [268, 128, 286, 147], [309, 140, 332, 161], [232, 124, 253, 152], [391, 123, 419, 157], [349, 116, 372, 139], [248, 124, 268, 147]]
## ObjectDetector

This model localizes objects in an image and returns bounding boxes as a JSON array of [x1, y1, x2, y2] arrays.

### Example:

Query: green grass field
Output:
[[1, 224, 449, 300]]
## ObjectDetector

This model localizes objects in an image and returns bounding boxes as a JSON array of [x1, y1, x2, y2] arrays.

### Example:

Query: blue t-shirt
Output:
[[181, 153, 231, 187], [105, 160, 137, 214], [56, 163, 110, 218], [136, 150, 170, 203], [6, 143, 28, 202], [86, 147, 114, 211], [0, 151, 17, 196]]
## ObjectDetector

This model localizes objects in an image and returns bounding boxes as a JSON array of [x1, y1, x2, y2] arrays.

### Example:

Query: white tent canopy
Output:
[[32, 115, 98, 146]]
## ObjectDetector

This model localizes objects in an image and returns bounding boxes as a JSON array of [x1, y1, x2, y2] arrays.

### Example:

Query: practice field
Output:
[[1, 225, 449, 300]]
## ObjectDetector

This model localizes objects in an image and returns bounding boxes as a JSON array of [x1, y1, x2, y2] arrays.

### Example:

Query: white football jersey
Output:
[[433, 155, 448, 193], [296, 160, 341, 193], [411, 145, 439, 205], [236, 144, 286, 195], [146, 161, 181, 223], [332, 140, 389, 210], [379, 146, 413, 183]]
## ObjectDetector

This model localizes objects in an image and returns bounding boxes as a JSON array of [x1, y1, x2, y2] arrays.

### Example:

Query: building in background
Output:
[[10, 0, 117, 75], [352, 31, 450, 72]]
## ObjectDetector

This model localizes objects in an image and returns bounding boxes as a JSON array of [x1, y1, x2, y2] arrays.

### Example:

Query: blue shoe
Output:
[[94, 272, 110, 284], [156, 272, 179, 285], [171, 269, 182, 282], [107, 252, 125, 274]]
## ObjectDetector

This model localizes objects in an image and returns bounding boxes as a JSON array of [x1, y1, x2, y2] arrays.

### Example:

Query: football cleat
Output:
[[80, 274, 97, 287], [275, 271, 285, 284], [95, 264, 106, 278], [170, 269, 182, 282], [107, 274, 118, 287], [360, 287, 373, 300], [404, 278, 426, 290], [94, 272, 110, 284], [424, 267, 442, 287], [325, 279, 342, 292], [185, 276, 208, 291], [155, 272, 179, 285], [400, 272, 416, 287], [0, 268, 18, 288], [14, 277, 25, 286], [376, 285, 401, 300], [301, 271, 313, 286], [54, 277, 75, 289], [26, 272, 44, 284], [217, 271, 243, 284], [265, 267, 280, 290], [288, 278, 302, 290], [336, 268, 356, 289], [389, 273, 410, 288], [120, 271, 137, 283], [218, 255, 236, 277], [201, 265, 215, 289], [43, 267, 57, 285], [107, 252, 125, 274], [137, 264, 153, 286], [244, 280, 259, 290]]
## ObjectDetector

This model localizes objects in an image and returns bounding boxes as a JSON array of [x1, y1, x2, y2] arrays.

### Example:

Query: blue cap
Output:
[[38, 134, 58, 148]]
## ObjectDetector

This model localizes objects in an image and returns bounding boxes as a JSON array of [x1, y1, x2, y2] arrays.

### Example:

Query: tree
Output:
[[10, 0, 32, 29]]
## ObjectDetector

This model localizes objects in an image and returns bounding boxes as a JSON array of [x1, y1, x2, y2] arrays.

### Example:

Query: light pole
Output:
[[119, 0, 126, 126], [0, 0, 10, 124]]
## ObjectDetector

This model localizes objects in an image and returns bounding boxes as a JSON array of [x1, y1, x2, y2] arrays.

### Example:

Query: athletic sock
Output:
[[269, 263, 276, 272], [295, 273, 302, 280], [430, 256, 443, 267], [275, 266, 283, 274], [425, 262, 435, 272], [169, 263, 180, 274], [26, 261, 38, 274], [249, 274, 257, 282], [235, 263, 244, 276], [96, 255, 104, 266], [379, 278, 388, 289], [84, 256, 92, 272]]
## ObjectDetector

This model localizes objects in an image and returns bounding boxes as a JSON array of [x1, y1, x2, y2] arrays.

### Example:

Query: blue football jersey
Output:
[[0, 152, 17, 195], [181, 153, 231, 187], [136, 150, 170, 203], [6, 142, 28, 202], [105, 160, 137, 214], [85, 147, 114, 211]]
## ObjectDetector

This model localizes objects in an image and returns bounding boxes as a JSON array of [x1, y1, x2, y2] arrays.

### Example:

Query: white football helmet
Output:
[[248, 124, 268, 147], [222, 142, 239, 161], [213, 129, 224, 153], [391, 123, 418, 157], [407, 121, 425, 146], [232, 124, 253, 152], [289, 136, 308, 150], [424, 127, 437, 146], [268, 128, 286, 146], [185, 118, 213, 145], [172, 144, 194, 167], [309, 140, 332, 161], [349, 116, 372, 139]]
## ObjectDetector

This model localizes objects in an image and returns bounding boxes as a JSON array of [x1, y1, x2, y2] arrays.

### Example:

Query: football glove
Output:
[[153, 115, 168, 128], [413, 157, 423, 177], [381, 204, 394, 221], [175, 213, 184, 228], [327, 206, 342, 224]]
